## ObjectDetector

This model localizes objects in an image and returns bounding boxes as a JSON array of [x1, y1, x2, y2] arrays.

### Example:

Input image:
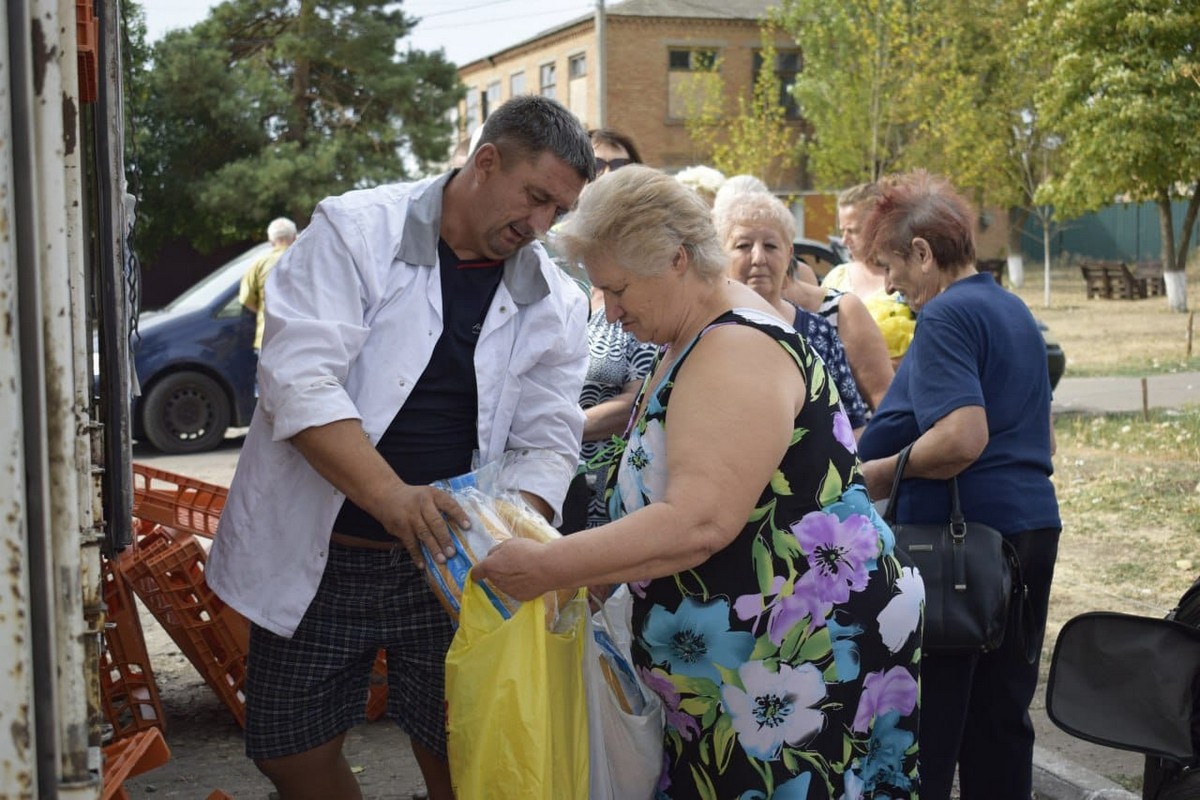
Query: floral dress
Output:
[[578, 310, 659, 527], [607, 308, 922, 800]]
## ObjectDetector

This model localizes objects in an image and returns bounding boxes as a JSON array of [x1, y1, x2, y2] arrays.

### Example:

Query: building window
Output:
[[464, 88, 480, 136], [667, 48, 719, 119], [753, 50, 801, 119], [510, 71, 526, 96], [567, 53, 588, 123], [539, 62, 557, 100], [568, 53, 587, 79], [483, 81, 501, 119], [668, 48, 717, 72]]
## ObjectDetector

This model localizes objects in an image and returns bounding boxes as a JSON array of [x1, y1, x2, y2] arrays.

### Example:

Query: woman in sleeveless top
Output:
[[475, 166, 921, 799]]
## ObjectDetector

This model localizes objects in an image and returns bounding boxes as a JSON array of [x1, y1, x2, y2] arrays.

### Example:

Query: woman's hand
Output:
[[472, 537, 552, 601], [860, 456, 898, 503]]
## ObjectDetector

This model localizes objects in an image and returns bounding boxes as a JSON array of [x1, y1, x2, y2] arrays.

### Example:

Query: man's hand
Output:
[[376, 483, 469, 568], [290, 419, 471, 569]]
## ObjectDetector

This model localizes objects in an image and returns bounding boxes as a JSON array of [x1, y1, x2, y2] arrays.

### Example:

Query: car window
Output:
[[165, 242, 274, 314], [216, 294, 249, 319]]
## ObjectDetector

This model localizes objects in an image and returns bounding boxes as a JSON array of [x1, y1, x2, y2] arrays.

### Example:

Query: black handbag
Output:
[[882, 444, 1031, 658]]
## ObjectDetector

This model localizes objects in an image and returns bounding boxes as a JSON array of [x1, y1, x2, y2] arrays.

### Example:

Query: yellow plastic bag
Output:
[[445, 578, 589, 800]]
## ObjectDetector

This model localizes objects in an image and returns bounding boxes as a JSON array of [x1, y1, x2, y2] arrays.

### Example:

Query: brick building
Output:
[[455, 0, 809, 193]]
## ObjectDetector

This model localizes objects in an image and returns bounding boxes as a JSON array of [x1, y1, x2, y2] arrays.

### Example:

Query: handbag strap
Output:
[[883, 442, 1038, 664], [881, 444, 913, 524], [1004, 542, 1039, 665], [884, 443, 969, 524]]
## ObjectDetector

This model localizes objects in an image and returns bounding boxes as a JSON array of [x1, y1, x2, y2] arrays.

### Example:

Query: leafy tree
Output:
[[774, 0, 917, 188], [681, 28, 799, 183], [119, 0, 151, 143], [1032, 0, 1200, 311], [130, 0, 463, 258], [902, 0, 1013, 199], [903, 0, 1070, 294]]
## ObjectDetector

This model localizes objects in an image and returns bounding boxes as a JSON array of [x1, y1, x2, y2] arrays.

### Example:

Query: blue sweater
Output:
[[858, 274, 1060, 535]]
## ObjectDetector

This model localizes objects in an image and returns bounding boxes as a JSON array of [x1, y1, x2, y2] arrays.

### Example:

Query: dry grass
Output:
[[1047, 409, 1200, 629], [1008, 261, 1200, 376], [1005, 261, 1200, 627], [1011, 260, 1200, 632], [1000, 263, 1199, 790]]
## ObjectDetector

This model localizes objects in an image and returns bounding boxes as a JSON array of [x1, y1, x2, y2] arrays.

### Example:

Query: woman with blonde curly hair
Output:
[[476, 165, 921, 799]]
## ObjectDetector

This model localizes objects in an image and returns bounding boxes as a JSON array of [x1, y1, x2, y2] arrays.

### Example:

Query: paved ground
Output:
[[1051, 371, 1198, 415], [119, 372, 1199, 799]]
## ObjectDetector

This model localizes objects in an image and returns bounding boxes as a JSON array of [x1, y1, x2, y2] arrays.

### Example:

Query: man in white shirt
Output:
[[208, 96, 594, 800]]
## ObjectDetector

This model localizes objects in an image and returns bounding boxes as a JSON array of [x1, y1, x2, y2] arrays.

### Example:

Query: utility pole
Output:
[[596, 0, 606, 128]]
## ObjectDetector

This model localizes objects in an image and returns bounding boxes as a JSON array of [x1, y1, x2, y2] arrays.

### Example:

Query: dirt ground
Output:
[[121, 429, 1185, 800]]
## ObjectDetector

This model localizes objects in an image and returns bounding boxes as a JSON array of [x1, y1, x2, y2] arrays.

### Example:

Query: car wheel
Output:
[[141, 371, 231, 454]]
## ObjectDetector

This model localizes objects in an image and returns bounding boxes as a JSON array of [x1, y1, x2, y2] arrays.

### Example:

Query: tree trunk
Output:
[[288, 0, 314, 146], [1043, 223, 1052, 308], [1158, 190, 1189, 312], [1007, 207, 1029, 288], [1164, 270, 1189, 312], [1170, 187, 1200, 313]]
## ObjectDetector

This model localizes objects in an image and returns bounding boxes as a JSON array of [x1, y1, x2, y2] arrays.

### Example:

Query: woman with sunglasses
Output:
[[590, 127, 641, 176], [559, 129, 656, 533]]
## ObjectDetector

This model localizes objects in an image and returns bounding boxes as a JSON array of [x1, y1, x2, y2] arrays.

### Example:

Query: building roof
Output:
[[607, 0, 777, 20], [458, 0, 776, 70]]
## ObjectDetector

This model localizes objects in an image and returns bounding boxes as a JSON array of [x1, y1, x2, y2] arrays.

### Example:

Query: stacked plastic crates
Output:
[[131, 464, 226, 538], [115, 522, 250, 727], [366, 649, 389, 722], [115, 467, 248, 725], [100, 548, 166, 737], [112, 464, 388, 728]]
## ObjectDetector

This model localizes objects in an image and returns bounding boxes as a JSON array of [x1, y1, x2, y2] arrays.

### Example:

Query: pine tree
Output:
[[130, 0, 463, 258]]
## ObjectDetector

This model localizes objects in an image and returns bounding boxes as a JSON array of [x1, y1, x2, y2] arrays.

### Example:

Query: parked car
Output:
[[1040, 321, 1066, 390], [131, 243, 270, 454], [793, 237, 1065, 390], [792, 236, 844, 282]]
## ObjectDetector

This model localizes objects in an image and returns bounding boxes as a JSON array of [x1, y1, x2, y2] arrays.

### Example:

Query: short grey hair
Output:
[[713, 190, 796, 249], [557, 165, 726, 279], [712, 174, 771, 230], [267, 217, 297, 244], [720, 174, 770, 197], [476, 96, 595, 182]]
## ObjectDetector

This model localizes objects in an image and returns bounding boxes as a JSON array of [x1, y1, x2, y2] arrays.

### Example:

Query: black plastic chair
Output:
[[1046, 579, 1200, 799]]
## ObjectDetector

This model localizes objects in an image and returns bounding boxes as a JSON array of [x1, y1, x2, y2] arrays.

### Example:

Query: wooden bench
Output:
[[977, 258, 1005, 286], [1080, 260, 1151, 299], [1133, 261, 1166, 297]]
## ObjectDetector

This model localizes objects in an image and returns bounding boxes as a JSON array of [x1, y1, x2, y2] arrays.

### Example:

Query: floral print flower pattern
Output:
[[612, 308, 921, 800]]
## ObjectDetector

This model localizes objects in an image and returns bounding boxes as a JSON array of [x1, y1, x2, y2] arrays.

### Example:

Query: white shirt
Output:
[[208, 172, 589, 637]]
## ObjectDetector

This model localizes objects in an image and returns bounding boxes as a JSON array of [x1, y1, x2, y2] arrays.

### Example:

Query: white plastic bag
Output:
[[585, 586, 663, 800]]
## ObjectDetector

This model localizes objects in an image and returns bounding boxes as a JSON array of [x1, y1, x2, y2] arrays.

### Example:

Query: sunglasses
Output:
[[595, 157, 632, 173]]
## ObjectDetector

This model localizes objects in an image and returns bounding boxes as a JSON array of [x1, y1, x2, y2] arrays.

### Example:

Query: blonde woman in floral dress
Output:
[[475, 166, 922, 800]]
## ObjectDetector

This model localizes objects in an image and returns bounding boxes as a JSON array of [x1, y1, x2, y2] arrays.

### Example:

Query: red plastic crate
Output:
[[99, 558, 165, 739], [366, 649, 388, 721], [75, 0, 97, 103], [116, 527, 249, 727], [131, 463, 227, 539], [118, 526, 211, 627], [101, 727, 170, 800]]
